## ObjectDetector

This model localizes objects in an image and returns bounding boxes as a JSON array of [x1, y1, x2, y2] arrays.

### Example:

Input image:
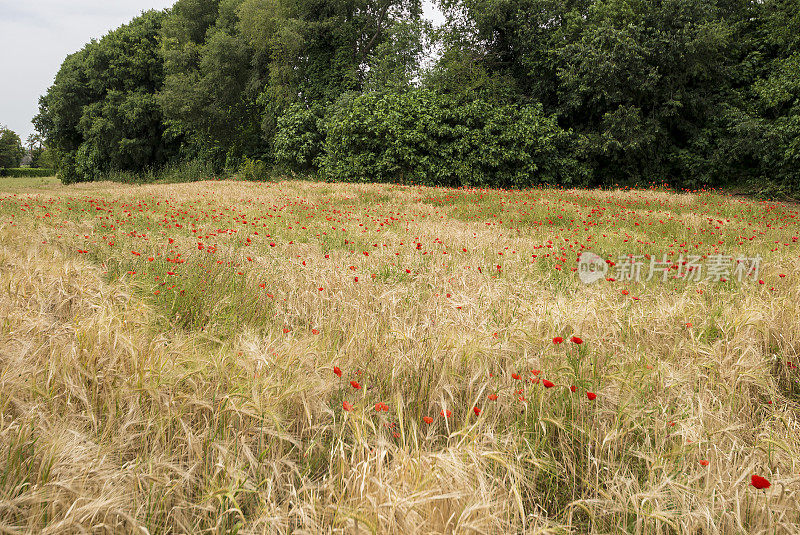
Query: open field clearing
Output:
[[1, 177, 799, 534]]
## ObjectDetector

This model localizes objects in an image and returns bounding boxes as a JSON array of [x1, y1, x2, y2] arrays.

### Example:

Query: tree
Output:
[[556, 0, 757, 187], [35, 10, 178, 183], [435, 0, 591, 106], [159, 0, 264, 168], [363, 20, 430, 92], [0, 126, 25, 168], [159, 0, 424, 167], [435, 0, 756, 187], [25, 133, 42, 152], [25, 134, 47, 168], [28, 0, 799, 191], [748, 0, 800, 192]]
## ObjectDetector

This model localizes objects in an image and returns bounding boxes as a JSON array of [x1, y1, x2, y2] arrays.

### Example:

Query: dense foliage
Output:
[[0, 168, 55, 178], [34, 11, 178, 184], [35, 0, 800, 192], [0, 127, 25, 169], [320, 90, 582, 187]]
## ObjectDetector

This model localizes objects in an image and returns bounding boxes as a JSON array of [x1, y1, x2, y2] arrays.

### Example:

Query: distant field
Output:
[[0, 175, 59, 190], [1, 178, 798, 533]]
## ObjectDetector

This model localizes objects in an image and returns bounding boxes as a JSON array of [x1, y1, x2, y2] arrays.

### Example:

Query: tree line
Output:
[[34, 0, 800, 192], [0, 127, 52, 170]]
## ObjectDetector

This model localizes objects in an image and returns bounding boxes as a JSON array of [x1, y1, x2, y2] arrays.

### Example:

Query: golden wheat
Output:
[[0, 178, 798, 534]]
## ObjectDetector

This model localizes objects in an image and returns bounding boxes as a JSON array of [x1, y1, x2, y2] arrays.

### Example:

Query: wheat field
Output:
[[1, 177, 799, 534]]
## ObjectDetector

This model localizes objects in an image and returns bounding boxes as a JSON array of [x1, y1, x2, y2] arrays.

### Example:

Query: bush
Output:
[[320, 90, 586, 188], [159, 159, 218, 183], [274, 104, 326, 174], [65, 160, 219, 185], [0, 168, 55, 178], [237, 157, 272, 181]]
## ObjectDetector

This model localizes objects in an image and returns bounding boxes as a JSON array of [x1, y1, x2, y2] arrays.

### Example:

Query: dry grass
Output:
[[1, 178, 799, 534]]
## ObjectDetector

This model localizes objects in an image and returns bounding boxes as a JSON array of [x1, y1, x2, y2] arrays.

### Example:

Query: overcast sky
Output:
[[0, 0, 445, 144]]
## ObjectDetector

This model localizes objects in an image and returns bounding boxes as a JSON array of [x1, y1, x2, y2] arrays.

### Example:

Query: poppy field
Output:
[[1, 177, 799, 533]]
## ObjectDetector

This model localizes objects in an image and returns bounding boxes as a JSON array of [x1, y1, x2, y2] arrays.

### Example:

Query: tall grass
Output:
[[0, 180, 798, 533], [103, 159, 221, 184]]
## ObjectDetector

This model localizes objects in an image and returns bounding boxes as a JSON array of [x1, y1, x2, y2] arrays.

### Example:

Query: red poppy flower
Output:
[[312, 328, 320, 335], [531, 369, 541, 376], [488, 394, 498, 401], [333, 366, 342, 377], [375, 402, 388, 412], [586, 392, 597, 400], [553, 337, 564, 344], [751, 475, 770, 489], [350, 380, 361, 390], [570, 336, 583, 345], [473, 407, 481, 415], [283, 328, 290, 334], [570, 385, 577, 393], [440, 409, 451, 418], [342, 401, 353, 412], [423, 416, 434, 424], [543, 379, 555, 388], [512, 373, 521, 380], [699, 460, 710, 466]]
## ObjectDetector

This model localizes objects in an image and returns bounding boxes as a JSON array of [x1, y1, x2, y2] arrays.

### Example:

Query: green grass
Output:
[[0, 175, 60, 190]]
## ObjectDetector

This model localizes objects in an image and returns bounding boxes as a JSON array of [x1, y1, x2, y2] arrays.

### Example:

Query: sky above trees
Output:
[[0, 0, 445, 141]]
